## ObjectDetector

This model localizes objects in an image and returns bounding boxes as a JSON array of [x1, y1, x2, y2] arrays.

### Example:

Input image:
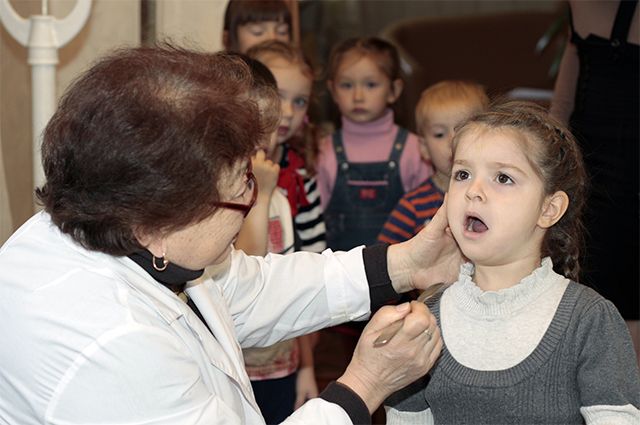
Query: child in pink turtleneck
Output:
[[317, 37, 431, 251]]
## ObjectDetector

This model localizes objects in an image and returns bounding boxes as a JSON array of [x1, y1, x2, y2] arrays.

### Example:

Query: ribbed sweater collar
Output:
[[450, 258, 562, 319], [341, 108, 395, 138]]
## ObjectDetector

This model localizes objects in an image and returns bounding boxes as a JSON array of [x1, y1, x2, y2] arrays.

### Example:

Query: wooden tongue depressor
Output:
[[372, 282, 448, 348]]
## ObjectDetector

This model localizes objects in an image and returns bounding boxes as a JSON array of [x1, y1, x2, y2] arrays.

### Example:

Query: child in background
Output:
[[232, 55, 318, 424], [247, 40, 326, 253], [386, 100, 640, 425], [317, 37, 432, 251], [223, 0, 292, 53], [378, 80, 489, 245]]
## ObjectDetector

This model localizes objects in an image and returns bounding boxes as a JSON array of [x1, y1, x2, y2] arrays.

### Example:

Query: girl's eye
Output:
[[338, 82, 352, 90], [433, 132, 445, 139], [276, 24, 289, 36], [496, 173, 514, 184], [247, 25, 265, 36], [365, 81, 379, 89], [293, 97, 308, 109], [453, 170, 470, 181]]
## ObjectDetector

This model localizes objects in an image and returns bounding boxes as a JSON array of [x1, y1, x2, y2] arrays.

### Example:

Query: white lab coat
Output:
[[0, 212, 372, 424]]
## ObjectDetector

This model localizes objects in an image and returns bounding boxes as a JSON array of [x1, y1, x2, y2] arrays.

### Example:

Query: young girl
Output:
[[318, 37, 432, 250], [385, 100, 640, 424], [247, 40, 327, 253], [231, 55, 318, 424], [223, 0, 292, 53]]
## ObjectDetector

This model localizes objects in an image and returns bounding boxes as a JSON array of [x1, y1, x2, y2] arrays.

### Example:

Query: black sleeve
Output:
[[362, 243, 402, 310], [318, 381, 371, 424]]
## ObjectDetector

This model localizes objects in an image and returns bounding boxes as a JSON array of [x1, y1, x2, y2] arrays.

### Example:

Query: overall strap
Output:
[[388, 127, 409, 164], [332, 130, 349, 163], [611, 0, 638, 44]]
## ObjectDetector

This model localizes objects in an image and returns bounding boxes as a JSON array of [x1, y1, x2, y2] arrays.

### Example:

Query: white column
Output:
[[0, 0, 91, 210]]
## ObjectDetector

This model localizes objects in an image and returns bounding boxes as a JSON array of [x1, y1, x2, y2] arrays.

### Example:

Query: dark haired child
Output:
[[385, 100, 640, 425], [317, 37, 432, 251], [223, 0, 292, 53]]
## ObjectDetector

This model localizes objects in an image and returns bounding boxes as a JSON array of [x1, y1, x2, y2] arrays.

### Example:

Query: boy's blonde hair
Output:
[[415, 80, 489, 133]]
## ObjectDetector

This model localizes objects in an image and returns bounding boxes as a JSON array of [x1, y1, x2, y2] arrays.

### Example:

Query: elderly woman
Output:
[[0, 45, 461, 425]]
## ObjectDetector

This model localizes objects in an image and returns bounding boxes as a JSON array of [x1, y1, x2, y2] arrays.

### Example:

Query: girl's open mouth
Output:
[[465, 214, 488, 233]]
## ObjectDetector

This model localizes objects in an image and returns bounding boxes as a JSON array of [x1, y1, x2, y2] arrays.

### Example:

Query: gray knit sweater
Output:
[[385, 280, 640, 424]]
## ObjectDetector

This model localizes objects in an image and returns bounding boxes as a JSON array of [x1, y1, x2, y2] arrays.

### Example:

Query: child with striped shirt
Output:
[[378, 81, 488, 244]]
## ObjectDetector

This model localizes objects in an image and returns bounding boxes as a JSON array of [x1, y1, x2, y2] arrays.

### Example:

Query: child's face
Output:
[[236, 21, 290, 53], [419, 102, 479, 176], [265, 57, 312, 146], [329, 52, 400, 123], [446, 126, 550, 268]]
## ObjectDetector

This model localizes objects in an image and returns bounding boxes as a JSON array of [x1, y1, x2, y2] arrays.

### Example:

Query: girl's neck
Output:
[[271, 144, 285, 163], [431, 171, 449, 192], [472, 255, 543, 291]]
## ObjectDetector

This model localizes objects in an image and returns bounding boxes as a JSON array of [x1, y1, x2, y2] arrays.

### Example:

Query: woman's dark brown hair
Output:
[[223, 0, 292, 52], [452, 100, 587, 281], [36, 44, 277, 256]]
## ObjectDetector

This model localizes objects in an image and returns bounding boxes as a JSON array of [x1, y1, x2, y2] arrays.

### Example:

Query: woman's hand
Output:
[[251, 150, 279, 197], [387, 196, 463, 293], [337, 301, 442, 414]]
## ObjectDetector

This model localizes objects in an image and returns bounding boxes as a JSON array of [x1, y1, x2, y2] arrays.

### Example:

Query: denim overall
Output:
[[324, 128, 408, 250]]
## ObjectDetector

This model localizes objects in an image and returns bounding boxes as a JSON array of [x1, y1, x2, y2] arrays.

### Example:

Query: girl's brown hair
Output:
[[327, 37, 401, 83], [246, 40, 320, 174], [452, 100, 587, 282]]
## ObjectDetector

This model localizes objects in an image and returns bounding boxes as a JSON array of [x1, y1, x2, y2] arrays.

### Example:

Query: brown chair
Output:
[[382, 10, 560, 130]]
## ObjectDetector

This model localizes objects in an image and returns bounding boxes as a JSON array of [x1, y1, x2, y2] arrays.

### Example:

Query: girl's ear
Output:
[[538, 190, 569, 229], [388, 78, 404, 103]]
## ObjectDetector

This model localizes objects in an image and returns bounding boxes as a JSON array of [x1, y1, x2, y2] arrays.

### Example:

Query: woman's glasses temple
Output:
[[212, 171, 257, 218]]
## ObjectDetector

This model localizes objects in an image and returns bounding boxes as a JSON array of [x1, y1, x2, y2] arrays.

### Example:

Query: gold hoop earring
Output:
[[152, 254, 169, 272]]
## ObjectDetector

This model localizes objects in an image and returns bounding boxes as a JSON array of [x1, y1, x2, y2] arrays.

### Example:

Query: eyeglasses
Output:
[[212, 170, 257, 218]]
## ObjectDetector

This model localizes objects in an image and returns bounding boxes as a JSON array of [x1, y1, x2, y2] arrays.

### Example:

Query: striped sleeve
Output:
[[377, 180, 444, 245], [378, 197, 419, 244], [295, 173, 327, 253]]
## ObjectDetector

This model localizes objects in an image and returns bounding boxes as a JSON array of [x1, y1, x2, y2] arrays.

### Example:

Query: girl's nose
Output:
[[465, 179, 485, 201], [266, 28, 278, 41], [281, 100, 293, 118], [353, 85, 364, 102]]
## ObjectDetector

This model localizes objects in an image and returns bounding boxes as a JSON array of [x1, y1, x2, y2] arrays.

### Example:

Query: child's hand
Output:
[[294, 365, 318, 409], [251, 150, 280, 197]]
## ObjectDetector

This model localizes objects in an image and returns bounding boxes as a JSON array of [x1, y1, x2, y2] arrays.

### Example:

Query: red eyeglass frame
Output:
[[212, 166, 258, 218]]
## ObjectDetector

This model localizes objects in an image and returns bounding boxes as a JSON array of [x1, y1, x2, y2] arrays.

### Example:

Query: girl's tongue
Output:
[[466, 216, 488, 233]]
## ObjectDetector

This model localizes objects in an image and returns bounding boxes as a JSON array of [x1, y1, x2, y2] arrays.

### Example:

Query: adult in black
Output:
[[551, 0, 639, 356]]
